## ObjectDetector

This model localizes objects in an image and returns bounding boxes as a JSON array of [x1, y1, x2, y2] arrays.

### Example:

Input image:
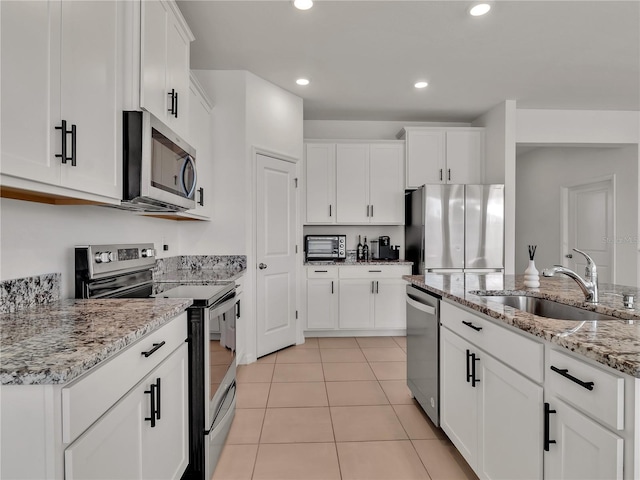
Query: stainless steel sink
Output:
[[480, 295, 621, 321]]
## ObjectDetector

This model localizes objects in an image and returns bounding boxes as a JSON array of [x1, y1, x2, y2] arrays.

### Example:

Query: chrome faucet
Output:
[[542, 248, 599, 303]]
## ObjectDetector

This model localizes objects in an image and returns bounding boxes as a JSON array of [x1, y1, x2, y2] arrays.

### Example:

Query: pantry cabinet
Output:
[[305, 265, 411, 332], [140, 0, 194, 139], [400, 127, 484, 188], [440, 301, 544, 480], [304, 141, 404, 225], [0, 0, 126, 203]]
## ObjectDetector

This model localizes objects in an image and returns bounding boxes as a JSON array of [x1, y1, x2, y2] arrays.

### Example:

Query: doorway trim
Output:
[[560, 174, 616, 282]]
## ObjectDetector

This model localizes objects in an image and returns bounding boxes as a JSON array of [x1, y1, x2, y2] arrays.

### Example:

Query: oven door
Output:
[[205, 294, 237, 429]]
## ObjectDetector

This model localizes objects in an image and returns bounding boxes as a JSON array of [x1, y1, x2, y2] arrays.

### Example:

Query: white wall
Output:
[[0, 199, 180, 298], [186, 70, 303, 364], [472, 100, 517, 274], [515, 145, 638, 287]]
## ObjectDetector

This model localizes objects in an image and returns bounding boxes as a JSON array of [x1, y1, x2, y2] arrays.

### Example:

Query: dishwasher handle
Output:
[[406, 295, 436, 315]]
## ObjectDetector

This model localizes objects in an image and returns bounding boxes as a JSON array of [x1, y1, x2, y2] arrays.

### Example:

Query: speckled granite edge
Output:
[[305, 260, 413, 266], [0, 298, 192, 385], [404, 274, 640, 378], [0, 273, 61, 314]]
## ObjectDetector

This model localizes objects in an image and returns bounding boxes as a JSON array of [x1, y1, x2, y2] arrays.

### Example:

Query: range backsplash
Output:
[[0, 273, 61, 313]]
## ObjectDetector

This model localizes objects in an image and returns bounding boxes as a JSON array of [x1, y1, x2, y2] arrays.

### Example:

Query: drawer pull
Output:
[[544, 402, 557, 451], [550, 365, 594, 391], [314, 270, 328, 273], [368, 270, 382, 273], [462, 320, 483, 332], [141, 341, 166, 358]]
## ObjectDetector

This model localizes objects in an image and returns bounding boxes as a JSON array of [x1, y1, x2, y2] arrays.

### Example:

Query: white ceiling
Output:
[[177, 0, 640, 122]]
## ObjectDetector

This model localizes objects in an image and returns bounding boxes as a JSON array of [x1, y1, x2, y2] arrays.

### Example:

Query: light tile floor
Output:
[[213, 336, 478, 480]]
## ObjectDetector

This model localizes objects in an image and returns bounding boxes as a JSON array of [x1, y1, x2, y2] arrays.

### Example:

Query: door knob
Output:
[[565, 254, 573, 258], [258, 263, 267, 270]]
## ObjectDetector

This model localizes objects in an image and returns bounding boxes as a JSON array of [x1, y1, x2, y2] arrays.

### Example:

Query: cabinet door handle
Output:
[[236, 299, 241, 319], [371, 281, 375, 294], [448, 168, 451, 181], [198, 187, 204, 206], [168, 89, 176, 115], [366, 205, 370, 217], [145, 382, 157, 427], [55, 120, 68, 164], [466, 349, 472, 383], [155, 378, 161, 420], [329, 205, 332, 217], [174, 91, 179, 118], [375, 281, 379, 294], [544, 402, 557, 451], [370, 205, 373, 217], [331, 281, 334, 294], [439, 168, 443, 181], [471, 353, 480, 387], [462, 320, 483, 332], [70, 123, 77, 166], [550, 365, 595, 391], [141, 341, 166, 358]]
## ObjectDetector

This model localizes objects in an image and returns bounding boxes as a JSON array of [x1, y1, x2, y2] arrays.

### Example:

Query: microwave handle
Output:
[[180, 155, 197, 199]]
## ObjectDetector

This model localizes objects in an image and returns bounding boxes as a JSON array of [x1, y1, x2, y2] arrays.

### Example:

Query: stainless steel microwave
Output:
[[305, 235, 346, 261], [121, 111, 197, 212]]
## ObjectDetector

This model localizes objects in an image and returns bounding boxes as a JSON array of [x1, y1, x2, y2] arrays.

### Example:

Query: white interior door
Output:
[[256, 153, 297, 358], [564, 179, 614, 283]]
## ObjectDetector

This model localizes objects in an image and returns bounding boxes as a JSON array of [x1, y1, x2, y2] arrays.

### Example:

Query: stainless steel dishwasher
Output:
[[406, 284, 441, 426]]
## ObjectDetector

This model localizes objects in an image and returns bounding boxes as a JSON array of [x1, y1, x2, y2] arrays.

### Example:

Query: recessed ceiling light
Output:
[[296, 78, 310, 86], [293, 0, 313, 10], [414, 81, 428, 89], [469, 3, 491, 16]]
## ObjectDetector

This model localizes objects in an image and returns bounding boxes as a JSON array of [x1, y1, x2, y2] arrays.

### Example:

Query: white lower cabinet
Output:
[[440, 301, 543, 480], [544, 395, 623, 480], [0, 312, 188, 480], [305, 265, 410, 333]]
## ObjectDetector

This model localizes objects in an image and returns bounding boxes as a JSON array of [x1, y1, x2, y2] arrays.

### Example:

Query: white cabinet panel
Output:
[[307, 279, 338, 330], [405, 129, 445, 187], [445, 130, 484, 185], [338, 279, 374, 329], [369, 143, 404, 224], [373, 279, 407, 329], [545, 396, 623, 480], [336, 143, 369, 223], [305, 143, 336, 223]]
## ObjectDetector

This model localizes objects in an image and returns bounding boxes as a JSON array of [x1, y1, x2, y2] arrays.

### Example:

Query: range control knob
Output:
[[141, 248, 156, 258], [95, 251, 113, 263]]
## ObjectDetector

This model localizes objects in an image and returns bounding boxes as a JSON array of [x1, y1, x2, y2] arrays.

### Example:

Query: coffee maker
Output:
[[378, 236, 399, 260]]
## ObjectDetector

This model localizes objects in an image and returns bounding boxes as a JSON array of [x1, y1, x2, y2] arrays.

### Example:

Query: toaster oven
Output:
[[305, 235, 346, 261]]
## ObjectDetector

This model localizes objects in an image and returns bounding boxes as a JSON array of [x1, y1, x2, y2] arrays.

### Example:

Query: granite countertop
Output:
[[404, 273, 640, 378], [0, 298, 193, 385], [305, 260, 413, 266], [154, 267, 245, 284]]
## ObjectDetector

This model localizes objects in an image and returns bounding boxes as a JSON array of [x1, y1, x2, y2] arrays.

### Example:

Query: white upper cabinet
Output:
[[305, 143, 337, 224], [1, 0, 125, 202], [140, 0, 193, 139], [305, 141, 404, 225], [336, 143, 370, 223], [402, 127, 484, 188]]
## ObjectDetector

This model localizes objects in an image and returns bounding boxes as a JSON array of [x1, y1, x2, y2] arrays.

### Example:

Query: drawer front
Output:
[[338, 265, 411, 279], [62, 312, 188, 444], [307, 266, 339, 279], [441, 301, 544, 383], [547, 349, 624, 430]]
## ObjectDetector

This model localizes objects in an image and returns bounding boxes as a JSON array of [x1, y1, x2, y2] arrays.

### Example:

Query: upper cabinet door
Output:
[[1, 0, 62, 185], [59, 0, 123, 199], [336, 143, 369, 223], [445, 129, 484, 184], [405, 129, 446, 187], [369, 143, 404, 224], [140, 0, 193, 139], [305, 143, 336, 224], [140, 0, 168, 122]]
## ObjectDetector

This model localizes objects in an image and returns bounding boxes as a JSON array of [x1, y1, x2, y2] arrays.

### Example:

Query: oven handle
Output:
[[208, 293, 237, 318]]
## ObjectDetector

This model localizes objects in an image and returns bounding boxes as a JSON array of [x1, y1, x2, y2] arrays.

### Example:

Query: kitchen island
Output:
[[404, 272, 640, 480]]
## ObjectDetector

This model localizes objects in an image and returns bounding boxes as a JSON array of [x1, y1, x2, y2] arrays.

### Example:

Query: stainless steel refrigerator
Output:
[[405, 184, 504, 274]]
